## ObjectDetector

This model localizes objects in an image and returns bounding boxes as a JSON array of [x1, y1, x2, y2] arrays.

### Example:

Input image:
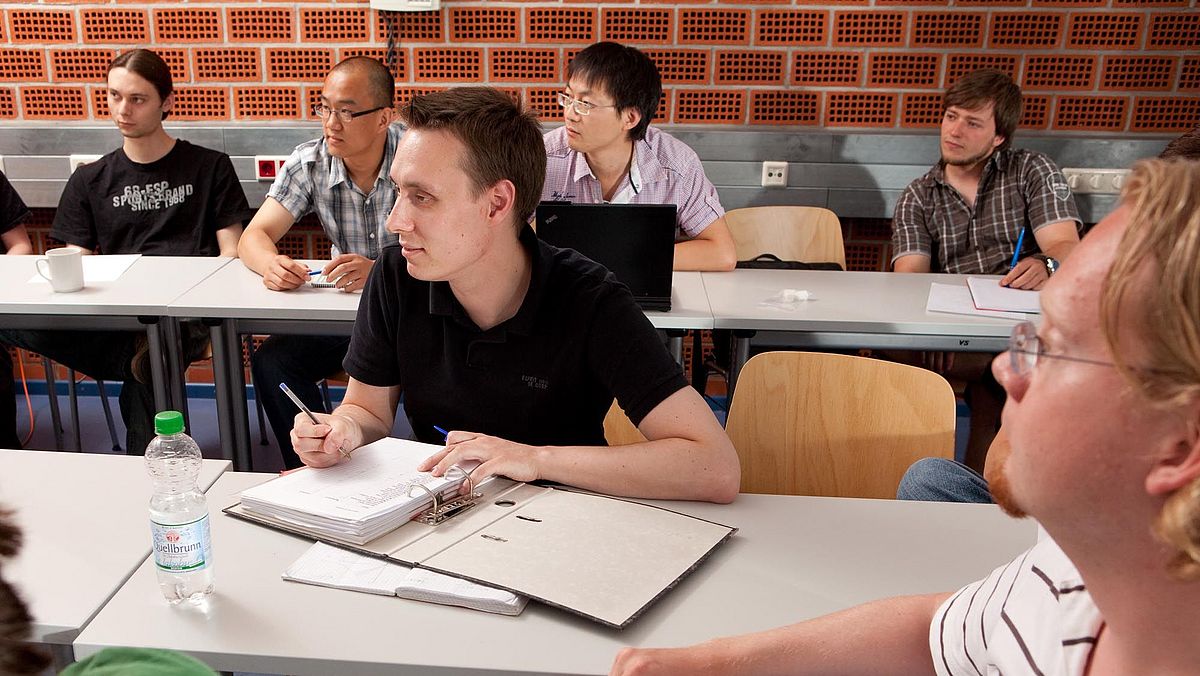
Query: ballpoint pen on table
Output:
[[279, 383, 351, 459]]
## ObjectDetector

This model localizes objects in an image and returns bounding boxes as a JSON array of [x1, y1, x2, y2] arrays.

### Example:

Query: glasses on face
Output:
[[312, 104, 386, 124], [1007, 320, 1118, 378], [557, 92, 617, 117]]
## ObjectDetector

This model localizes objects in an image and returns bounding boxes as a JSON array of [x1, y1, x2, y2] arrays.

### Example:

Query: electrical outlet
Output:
[[1061, 168, 1129, 195], [370, 0, 440, 11], [69, 155, 102, 173], [761, 161, 788, 188], [254, 156, 289, 181]]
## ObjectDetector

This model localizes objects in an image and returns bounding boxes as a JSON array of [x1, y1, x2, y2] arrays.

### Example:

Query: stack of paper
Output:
[[926, 283, 1031, 320], [966, 276, 1041, 314], [239, 438, 477, 545], [284, 542, 528, 616]]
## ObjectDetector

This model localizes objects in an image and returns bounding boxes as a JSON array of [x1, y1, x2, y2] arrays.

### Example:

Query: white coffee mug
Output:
[[35, 247, 84, 293]]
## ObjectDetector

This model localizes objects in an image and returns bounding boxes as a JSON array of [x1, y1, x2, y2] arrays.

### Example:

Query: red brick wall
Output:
[[1, 2, 1196, 131]]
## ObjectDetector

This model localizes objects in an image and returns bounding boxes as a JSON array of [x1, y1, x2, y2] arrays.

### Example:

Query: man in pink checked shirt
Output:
[[541, 42, 737, 272]]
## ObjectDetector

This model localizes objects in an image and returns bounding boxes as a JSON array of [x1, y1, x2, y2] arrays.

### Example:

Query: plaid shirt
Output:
[[542, 126, 725, 239], [891, 148, 1081, 275], [267, 124, 402, 259]]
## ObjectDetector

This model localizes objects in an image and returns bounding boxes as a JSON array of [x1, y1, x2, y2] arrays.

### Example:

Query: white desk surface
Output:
[[647, 271, 713, 330], [702, 269, 1021, 337], [75, 472, 1036, 675], [0, 255, 233, 316], [0, 450, 230, 644]]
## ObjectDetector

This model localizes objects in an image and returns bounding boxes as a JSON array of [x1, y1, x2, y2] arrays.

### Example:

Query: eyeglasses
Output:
[[557, 92, 616, 117], [1007, 320, 1118, 377], [312, 104, 386, 124]]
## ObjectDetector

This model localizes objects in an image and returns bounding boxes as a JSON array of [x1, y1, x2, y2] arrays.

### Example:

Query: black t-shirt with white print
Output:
[[51, 139, 252, 256]]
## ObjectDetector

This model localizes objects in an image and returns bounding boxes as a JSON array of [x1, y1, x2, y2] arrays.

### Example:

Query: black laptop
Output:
[[535, 202, 676, 312]]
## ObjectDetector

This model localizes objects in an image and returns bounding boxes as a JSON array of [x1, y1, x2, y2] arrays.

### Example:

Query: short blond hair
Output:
[[1101, 158, 1200, 580]]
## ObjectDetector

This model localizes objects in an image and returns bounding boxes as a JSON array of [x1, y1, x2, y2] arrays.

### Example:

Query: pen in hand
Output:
[[434, 425, 450, 442], [1009, 227, 1027, 271], [279, 383, 351, 459]]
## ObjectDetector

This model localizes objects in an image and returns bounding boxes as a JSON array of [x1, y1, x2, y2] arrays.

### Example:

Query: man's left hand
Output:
[[324, 254, 374, 293], [418, 430, 544, 486], [1000, 257, 1050, 290]]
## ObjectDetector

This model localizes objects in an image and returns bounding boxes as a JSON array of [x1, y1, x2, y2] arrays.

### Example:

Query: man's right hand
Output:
[[263, 254, 311, 291], [291, 412, 359, 468]]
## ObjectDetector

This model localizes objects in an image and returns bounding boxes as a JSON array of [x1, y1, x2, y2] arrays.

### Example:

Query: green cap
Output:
[[153, 411, 184, 436]]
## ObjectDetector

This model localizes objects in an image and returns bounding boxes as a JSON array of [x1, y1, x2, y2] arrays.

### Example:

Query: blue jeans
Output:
[[896, 457, 992, 504], [250, 334, 351, 469]]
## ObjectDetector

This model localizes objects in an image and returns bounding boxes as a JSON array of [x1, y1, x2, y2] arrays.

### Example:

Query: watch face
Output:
[[1045, 257, 1060, 274]]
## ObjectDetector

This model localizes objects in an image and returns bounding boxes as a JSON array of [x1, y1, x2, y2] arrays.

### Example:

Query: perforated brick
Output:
[[1147, 13, 1200, 50], [234, 87, 300, 120], [867, 53, 940, 88], [1113, 0, 1187, 5], [644, 50, 710, 84], [1020, 95, 1051, 129], [0, 89, 15, 120], [877, 0, 947, 5], [301, 8, 369, 43], [603, 8, 673, 44], [833, 11, 906, 47], [1066, 13, 1143, 49], [154, 8, 221, 43], [901, 93, 944, 127], [340, 47, 408, 82], [715, 50, 785, 85], [1032, 0, 1104, 6], [1053, 95, 1128, 131], [81, 9, 147, 44], [956, 0, 1024, 5], [749, 90, 819, 125], [792, 52, 861, 86], [655, 90, 671, 123], [50, 49, 115, 82], [911, 12, 984, 47], [1023, 55, 1096, 90], [845, 242, 885, 272], [0, 49, 46, 82], [794, 0, 867, 5], [1131, 96, 1200, 132], [826, 92, 896, 128], [1181, 57, 1200, 91], [413, 48, 483, 82], [9, 10, 76, 44], [527, 8, 595, 44], [679, 9, 750, 45], [267, 48, 333, 82], [304, 87, 323, 120], [394, 86, 445, 108], [227, 7, 293, 43], [675, 89, 744, 124], [1101, 56, 1176, 91], [489, 48, 558, 82], [527, 87, 564, 122], [989, 13, 1063, 48], [172, 87, 229, 120], [945, 54, 1019, 86], [195, 48, 261, 82], [22, 86, 87, 120], [451, 7, 519, 43], [157, 48, 189, 83], [92, 88, 109, 118], [755, 11, 827, 46], [375, 10, 444, 43]]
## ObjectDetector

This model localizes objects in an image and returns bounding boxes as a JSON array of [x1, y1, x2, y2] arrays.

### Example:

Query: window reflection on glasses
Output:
[[1007, 320, 1118, 377], [557, 92, 617, 117], [312, 104, 386, 124]]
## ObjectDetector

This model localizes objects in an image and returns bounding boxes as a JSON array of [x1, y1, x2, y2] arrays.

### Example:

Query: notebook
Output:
[[966, 276, 1041, 314], [535, 202, 676, 311]]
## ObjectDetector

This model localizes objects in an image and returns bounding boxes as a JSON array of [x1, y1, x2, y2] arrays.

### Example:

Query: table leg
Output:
[[665, 329, 685, 365], [160, 318, 190, 428], [209, 319, 251, 470], [142, 318, 170, 413], [728, 330, 755, 403]]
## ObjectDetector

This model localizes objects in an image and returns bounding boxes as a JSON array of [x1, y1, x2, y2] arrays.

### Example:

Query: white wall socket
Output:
[[1061, 168, 1129, 195], [253, 155, 290, 181], [761, 161, 788, 188], [370, 0, 440, 11], [69, 154, 102, 173]]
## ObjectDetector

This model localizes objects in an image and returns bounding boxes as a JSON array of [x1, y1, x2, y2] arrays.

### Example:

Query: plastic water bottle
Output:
[[146, 410, 214, 604]]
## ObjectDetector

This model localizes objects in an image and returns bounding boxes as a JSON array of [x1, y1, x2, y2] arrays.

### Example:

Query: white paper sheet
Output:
[[27, 254, 141, 284], [927, 283, 1031, 321], [966, 276, 1041, 314]]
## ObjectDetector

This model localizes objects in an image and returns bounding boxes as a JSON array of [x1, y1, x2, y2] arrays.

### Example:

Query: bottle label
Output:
[[150, 514, 212, 572]]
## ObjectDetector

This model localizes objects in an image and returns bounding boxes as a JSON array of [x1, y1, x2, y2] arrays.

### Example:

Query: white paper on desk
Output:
[[27, 254, 141, 284], [966, 276, 1041, 314], [284, 542, 528, 615], [927, 283, 1031, 321]]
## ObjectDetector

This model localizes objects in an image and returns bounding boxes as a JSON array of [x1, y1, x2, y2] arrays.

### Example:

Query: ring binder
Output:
[[409, 466, 482, 525]]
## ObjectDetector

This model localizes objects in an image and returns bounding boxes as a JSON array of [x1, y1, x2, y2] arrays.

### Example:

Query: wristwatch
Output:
[[1032, 253, 1060, 276]]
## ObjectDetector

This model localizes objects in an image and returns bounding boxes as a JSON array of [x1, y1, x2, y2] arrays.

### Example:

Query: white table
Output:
[[0, 255, 235, 416], [0, 449, 229, 663], [701, 269, 1023, 396], [169, 263, 716, 469], [74, 472, 1036, 675]]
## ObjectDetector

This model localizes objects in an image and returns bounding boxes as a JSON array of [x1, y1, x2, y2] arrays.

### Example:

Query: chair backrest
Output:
[[726, 351, 956, 499], [603, 400, 646, 446], [724, 206, 846, 270]]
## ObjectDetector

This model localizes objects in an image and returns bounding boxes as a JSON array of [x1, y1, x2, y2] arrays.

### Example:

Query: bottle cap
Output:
[[154, 410, 185, 436]]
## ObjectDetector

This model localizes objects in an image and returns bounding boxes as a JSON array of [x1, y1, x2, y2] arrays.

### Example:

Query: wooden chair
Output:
[[603, 400, 646, 446], [724, 206, 846, 269], [726, 351, 956, 499]]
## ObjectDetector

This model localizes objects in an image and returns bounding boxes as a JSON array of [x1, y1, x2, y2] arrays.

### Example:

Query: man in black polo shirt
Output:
[[291, 87, 740, 503]]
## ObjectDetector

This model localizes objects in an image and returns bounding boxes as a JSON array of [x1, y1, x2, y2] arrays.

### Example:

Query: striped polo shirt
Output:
[[931, 537, 1104, 675]]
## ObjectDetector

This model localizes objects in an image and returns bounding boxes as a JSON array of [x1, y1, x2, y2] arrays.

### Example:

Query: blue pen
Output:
[[307, 269, 322, 276], [433, 425, 450, 442], [1009, 227, 1026, 270]]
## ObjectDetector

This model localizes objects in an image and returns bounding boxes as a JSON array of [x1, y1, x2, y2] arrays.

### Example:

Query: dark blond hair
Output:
[[0, 508, 50, 674], [1101, 158, 1200, 580], [944, 69, 1023, 152]]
